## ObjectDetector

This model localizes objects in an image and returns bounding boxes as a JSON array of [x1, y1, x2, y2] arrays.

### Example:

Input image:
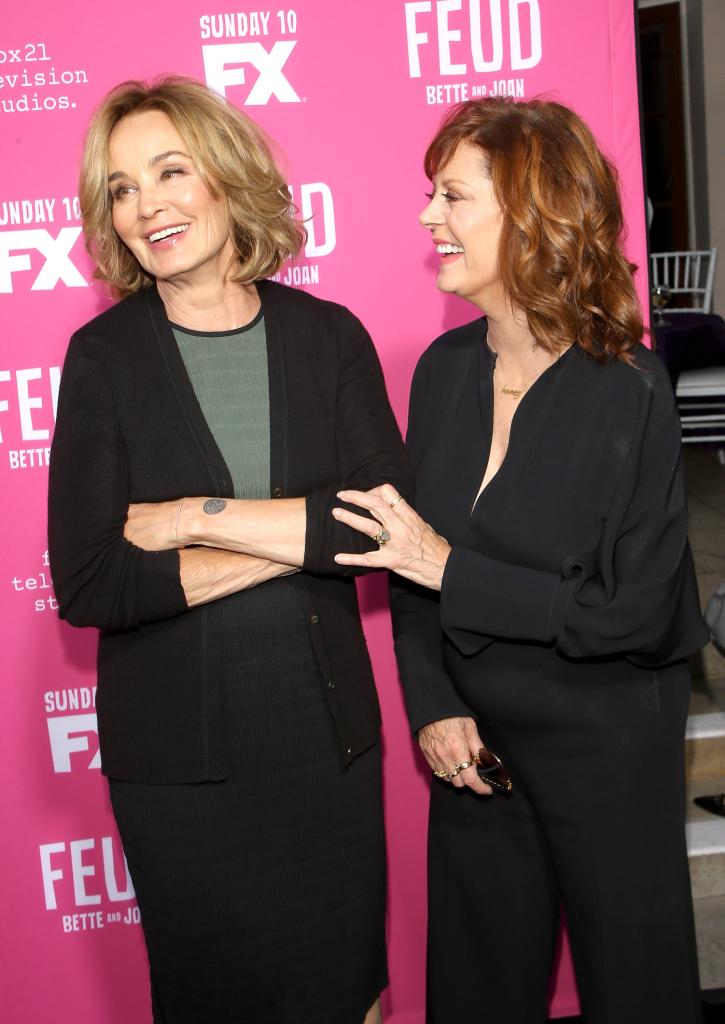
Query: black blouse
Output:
[[391, 317, 709, 734]]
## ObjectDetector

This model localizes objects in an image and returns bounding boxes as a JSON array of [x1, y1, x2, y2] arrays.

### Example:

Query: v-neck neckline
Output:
[[470, 326, 575, 517]]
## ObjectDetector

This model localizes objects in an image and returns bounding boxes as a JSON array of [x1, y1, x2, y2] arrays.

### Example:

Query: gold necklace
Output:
[[494, 365, 537, 400]]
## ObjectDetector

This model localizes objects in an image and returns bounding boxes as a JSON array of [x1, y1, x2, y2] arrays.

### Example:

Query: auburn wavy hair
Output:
[[425, 98, 643, 361], [79, 76, 305, 296]]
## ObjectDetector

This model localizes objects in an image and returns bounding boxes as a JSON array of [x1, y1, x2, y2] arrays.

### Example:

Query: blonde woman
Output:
[[48, 77, 410, 1024]]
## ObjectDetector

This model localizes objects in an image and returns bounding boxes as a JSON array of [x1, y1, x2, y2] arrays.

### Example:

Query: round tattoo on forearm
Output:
[[203, 498, 227, 515]]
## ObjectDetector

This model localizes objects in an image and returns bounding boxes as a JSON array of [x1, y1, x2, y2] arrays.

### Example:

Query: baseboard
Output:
[[687, 712, 725, 739]]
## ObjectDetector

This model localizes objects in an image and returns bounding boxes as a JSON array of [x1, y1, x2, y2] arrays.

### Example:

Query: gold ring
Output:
[[373, 528, 391, 546], [389, 494, 403, 508], [448, 760, 474, 778], [432, 769, 449, 779]]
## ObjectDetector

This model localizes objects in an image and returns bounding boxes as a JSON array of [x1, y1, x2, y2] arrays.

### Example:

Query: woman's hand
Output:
[[124, 501, 183, 551], [332, 483, 451, 590], [419, 716, 492, 795]]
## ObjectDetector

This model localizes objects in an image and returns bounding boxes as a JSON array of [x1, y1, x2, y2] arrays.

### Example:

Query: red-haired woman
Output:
[[333, 98, 706, 1024]]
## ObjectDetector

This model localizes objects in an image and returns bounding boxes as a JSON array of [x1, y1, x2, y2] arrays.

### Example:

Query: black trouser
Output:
[[426, 658, 702, 1024]]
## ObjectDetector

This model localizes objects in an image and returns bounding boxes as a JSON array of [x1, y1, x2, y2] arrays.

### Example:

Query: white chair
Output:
[[676, 367, 725, 447], [650, 249, 717, 313], [651, 249, 725, 447]]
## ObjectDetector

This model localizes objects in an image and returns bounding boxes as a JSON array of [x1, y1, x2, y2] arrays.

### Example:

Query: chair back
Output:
[[650, 249, 717, 313]]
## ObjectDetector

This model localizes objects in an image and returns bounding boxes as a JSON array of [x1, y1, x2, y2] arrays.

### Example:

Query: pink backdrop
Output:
[[1, 2, 646, 1021]]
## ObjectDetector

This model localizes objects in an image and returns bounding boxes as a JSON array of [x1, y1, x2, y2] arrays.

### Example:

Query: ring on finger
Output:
[[389, 494, 403, 508], [432, 769, 449, 779], [373, 528, 391, 546], [448, 759, 474, 778]]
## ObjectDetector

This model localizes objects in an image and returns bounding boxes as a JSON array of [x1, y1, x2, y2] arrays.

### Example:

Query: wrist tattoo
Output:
[[203, 498, 227, 515]]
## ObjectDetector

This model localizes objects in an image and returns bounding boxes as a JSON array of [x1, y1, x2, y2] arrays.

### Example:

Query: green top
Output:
[[173, 311, 270, 500]]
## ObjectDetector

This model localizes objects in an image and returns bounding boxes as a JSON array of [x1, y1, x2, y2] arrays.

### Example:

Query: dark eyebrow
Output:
[[108, 150, 191, 184], [149, 149, 190, 167]]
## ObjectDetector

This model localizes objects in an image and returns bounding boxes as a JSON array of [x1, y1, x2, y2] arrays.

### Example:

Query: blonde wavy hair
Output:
[[425, 98, 643, 362], [79, 76, 305, 296]]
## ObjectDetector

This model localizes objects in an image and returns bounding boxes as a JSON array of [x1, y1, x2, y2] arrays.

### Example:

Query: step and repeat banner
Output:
[[2, 2, 646, 1021]]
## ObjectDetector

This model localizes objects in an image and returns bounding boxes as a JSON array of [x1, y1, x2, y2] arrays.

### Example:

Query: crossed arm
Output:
[[124, 496, 306, 607], [175, 547, 297, 608]]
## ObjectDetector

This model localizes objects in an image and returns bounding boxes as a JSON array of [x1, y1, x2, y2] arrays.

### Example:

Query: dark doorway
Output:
[[638, 1, 690, 251]]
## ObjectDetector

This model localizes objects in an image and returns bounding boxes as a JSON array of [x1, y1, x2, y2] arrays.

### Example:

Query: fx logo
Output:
[[203, 42, 301, 104], [47, 714, 101, 773], [0, 228, 87, 293]]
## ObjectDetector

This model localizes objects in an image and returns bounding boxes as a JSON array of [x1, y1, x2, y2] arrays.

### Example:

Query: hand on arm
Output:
[[332, 484, 451, 589], [419, 716, 492, 795]]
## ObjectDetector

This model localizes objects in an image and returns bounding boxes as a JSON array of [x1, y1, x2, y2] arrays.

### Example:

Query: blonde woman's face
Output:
[[419, 143, 505, 312], [108, 110, 234, 287]]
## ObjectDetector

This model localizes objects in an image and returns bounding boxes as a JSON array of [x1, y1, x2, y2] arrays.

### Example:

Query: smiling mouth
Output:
[[147, 224, 190, 244], [436, 243, 464, 255]]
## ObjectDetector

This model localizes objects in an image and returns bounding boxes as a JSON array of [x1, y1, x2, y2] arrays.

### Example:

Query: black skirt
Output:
[[109, 578, 387, 1024]]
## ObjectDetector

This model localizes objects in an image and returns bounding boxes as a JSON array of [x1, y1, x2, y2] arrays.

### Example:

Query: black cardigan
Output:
[[48, 281, 412, 782], [391, 318, 709, 735]]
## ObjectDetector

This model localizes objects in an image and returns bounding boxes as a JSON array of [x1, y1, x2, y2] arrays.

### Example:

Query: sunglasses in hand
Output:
[[474, 747, 513, 795]]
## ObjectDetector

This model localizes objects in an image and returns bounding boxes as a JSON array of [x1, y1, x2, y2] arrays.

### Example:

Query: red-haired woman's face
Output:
[[419, 143, 504, 312]]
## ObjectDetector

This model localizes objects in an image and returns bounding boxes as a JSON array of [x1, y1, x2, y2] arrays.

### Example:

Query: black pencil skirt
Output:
[[109, 579, 387, 1024]]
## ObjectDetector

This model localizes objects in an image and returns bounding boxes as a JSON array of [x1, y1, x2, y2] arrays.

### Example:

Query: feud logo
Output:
[[0, 366, 59, 444], [0, 227, 87, 293], [203, 42, 300, 104], [405, 0, 542, 77], [39, 835, 134, 917]]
